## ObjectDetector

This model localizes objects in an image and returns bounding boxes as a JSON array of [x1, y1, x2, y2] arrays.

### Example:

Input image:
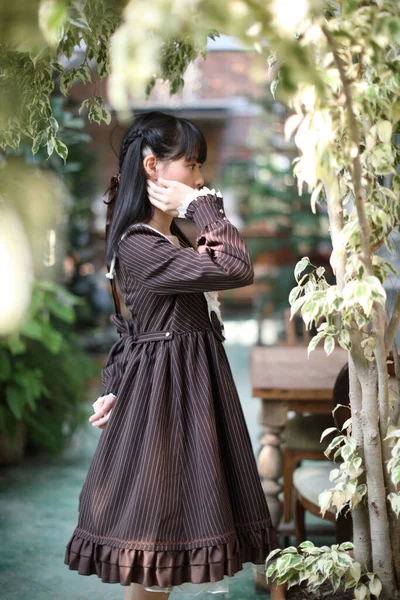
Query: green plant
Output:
[[318, 417, 367, 519], [279, 1, 400, 595], [266, 541, 382, 599], [0, 0, 216, 159], [0, 278, 98, 455]]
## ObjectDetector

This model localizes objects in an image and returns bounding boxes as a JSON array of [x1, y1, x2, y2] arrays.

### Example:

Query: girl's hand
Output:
[[89, 393, 116, 429], [147, 178, 195, 216]]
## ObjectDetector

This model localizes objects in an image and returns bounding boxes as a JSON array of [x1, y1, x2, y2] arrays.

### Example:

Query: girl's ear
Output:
[[143, 154, 158, 180]]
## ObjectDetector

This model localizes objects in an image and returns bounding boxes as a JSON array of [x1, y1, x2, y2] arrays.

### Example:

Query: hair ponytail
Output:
[[105, 136, 150, 265]]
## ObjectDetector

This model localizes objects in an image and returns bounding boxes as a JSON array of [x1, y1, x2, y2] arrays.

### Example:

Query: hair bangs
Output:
[[174, 118, 207, 164]]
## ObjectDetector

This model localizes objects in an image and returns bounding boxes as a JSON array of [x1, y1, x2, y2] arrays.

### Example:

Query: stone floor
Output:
[[0, 319, 333, 600]]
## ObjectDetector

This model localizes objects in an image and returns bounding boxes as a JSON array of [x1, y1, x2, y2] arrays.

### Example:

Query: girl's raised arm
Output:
[[117, 190, 254, 294]]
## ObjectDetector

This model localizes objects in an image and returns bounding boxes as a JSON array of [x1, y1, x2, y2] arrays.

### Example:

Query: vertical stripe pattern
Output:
[[64, 193, 277, 588]]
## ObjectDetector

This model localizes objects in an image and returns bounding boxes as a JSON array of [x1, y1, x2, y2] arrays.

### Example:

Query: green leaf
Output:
[[276, 553, 293, 576], [101, 108, 111, 125], [354, 582, 368, 600], [39, 322, 63, 354], [7, 332, 26, 355], [266, 562, 277, 579], [369, 577, 382, 597], [282, 546, 299, 554], [377, 119, 392, 144], [299, 541, 315, 550], [287, 554, 303, 569], [331, 569, 342, 593], [350, 561, 362, 583], [341, 417, 352, 431], [307, 331, 326, 355], [338, 328, 351, 350], [54, 138, 68, 163], [47, 136, 55, 157], [289, 286, 302, 305], [286, 571, 301, 589], [290, 295, 308, 317], [20, 318, 43, 342], [336, 551, 354, 566], [6, 384, 27, 420], [68, 6, 91, 29], [319, 490, 332, 516], [294, 257, 310, 282], [320, 427, 338, 442], [0, 353, 12, 381], [270, 77, 279, 99], [32, 132, 43, 154], [267, 548, 282, 562], [388, 493, 400, 517], [46, 295, 74, 322], [324, 336, 335, 356]]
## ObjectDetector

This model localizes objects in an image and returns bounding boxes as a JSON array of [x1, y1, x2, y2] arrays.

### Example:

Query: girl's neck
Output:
[[147, 208, 174, 236]]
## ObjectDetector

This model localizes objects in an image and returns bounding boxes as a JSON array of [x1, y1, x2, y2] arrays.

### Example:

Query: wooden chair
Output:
[[281, 309, 336, 523], [293, 363, 352, 544], [282, 414, 335, 523], [293, 462, 352, 544], [293, 361, 399, 544]]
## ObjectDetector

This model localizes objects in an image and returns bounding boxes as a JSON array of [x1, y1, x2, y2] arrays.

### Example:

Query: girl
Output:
[[64, 111, 277, 599]]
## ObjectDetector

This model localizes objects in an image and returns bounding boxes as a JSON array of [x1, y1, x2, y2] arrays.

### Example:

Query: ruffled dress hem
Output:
[[64, 523, 277, 589]]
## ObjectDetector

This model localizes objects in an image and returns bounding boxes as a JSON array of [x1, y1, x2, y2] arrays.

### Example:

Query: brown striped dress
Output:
[[64, 190, 277, 593]]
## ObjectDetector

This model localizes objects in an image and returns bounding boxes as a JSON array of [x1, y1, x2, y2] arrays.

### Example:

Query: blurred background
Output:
[[1, 18, 399, 600]]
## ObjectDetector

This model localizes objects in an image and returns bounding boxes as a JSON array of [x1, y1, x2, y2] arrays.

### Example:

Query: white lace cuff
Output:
[[177, 186, 223, 219]]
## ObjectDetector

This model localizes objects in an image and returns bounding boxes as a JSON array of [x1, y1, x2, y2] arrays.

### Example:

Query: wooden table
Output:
[[250, 345, 348, 527]]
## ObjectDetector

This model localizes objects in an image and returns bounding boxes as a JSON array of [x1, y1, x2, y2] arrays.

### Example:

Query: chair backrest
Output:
[[332, 363, 350, 430], [284, 308, 311, 347], [284, 308, 342, 348]]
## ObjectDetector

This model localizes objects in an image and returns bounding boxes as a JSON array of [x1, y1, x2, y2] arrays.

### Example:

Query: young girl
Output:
[[64, 111, 277, 599]]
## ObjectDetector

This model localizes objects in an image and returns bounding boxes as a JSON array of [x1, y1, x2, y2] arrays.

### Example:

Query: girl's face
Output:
[[156, 155, 205, 190]]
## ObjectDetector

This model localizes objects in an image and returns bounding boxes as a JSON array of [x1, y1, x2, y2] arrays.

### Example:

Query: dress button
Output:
[[165, 332, 170, 337], [223, 217, 227, 220], [219, 208, 224, 214]]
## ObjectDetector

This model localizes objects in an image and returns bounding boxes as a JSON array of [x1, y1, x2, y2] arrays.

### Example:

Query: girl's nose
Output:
[[195, 173, 204, 189]]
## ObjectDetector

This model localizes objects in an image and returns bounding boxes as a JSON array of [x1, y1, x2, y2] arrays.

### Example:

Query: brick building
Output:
[[68, 36, 277, 314], [69, 35, 265, 232]]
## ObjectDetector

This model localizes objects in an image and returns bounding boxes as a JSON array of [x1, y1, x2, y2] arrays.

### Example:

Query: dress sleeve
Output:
[[117, 190, 254, 294], [100, 314, 135, 396], [100, 339, 125, 396]]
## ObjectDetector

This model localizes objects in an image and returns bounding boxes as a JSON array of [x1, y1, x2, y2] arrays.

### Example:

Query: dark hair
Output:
[[105, 110, 207, 265]]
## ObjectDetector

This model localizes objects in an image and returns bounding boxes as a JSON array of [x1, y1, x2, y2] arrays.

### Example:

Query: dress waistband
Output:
[[109, 314, 225, 343]]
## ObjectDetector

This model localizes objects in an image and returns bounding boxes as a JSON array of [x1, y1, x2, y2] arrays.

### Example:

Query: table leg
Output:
[[257, 400, 287, 528]]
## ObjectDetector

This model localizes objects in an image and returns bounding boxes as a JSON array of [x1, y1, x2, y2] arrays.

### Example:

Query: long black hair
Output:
[[105, 111, 207, 265]]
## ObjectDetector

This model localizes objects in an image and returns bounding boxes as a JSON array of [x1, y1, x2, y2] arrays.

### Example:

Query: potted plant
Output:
[[0, 278, 98, 463]]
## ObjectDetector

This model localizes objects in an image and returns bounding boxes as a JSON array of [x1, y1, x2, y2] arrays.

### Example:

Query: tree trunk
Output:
[[373, 306, 400, 587], [356, 359, 397, 598], [348, 353, 372, 570]]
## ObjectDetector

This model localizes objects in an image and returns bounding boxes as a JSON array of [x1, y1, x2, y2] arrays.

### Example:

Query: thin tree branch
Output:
[[322, 25, 373, 277], [375, 306, 390, 434], [323, 176, 346, 291], [385, 292, 400, 356], [390, 339, 400, 428], [394, 340, 400, 405]]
